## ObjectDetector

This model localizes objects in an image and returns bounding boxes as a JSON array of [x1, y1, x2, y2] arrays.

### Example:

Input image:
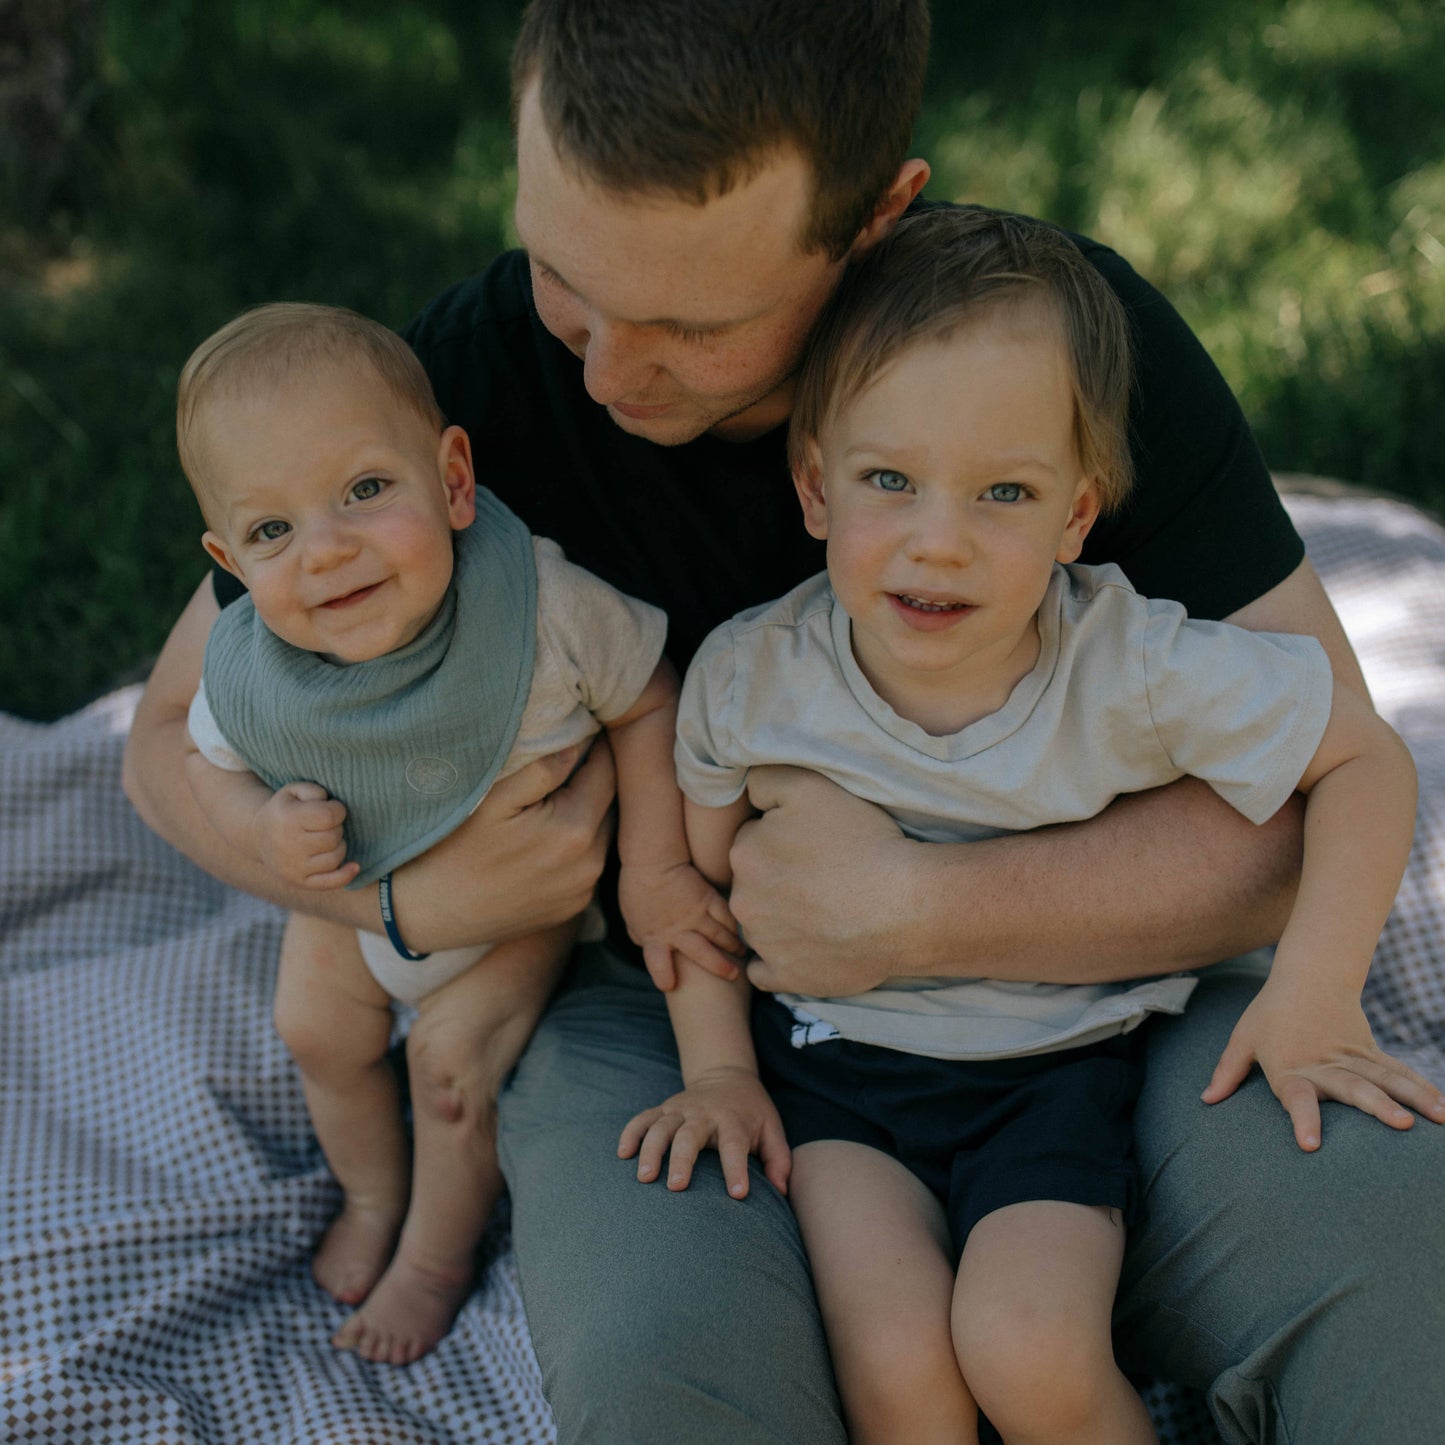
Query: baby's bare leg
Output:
[[273, 912, 404, 1306], [790, 1140, 979, 1445], [333, 920, 575, 1366], [953, 1201, 1156, 1445]]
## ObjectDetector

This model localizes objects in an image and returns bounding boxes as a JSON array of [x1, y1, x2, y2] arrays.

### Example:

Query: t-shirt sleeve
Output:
[[533, 540, 669, 722], [1076, 241, 1305, 620], [1140, 602, 1334, 824], [186, 679, 252, 773], [673, 628, 749, 808]]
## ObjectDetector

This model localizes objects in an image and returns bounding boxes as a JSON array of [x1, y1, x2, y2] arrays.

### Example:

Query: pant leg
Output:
[[1115, 955, 1445, 1445], [496, 944, 846, 1445]]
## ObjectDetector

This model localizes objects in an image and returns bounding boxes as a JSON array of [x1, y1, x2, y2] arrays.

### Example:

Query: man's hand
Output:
[[389, 738, 617, 949], [256, 781, 359, 890], [618, 1066, 791, 1199], [618, 859, 744, 992], [731, 767, 912, 998], [1202, 976, 1445, 1150]]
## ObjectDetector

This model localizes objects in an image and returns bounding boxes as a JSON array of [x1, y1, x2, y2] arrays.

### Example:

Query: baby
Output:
[[178, 303, 736, 1364], [621, 208, 1436, 1442]]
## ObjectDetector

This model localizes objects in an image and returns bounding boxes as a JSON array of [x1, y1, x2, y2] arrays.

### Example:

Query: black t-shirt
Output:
[[213, 214, 1303, 650]]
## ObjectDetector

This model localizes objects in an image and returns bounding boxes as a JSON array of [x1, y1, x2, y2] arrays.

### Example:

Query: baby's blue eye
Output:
[[350, 476, 385, 501], [985, 482, 1025, 503], [873, 470, 911, 493], [253, 519, 290, 542]]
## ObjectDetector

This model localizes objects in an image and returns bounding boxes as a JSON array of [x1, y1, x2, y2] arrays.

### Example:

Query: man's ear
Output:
[[201, 532, 242, 578], [1056, 478, 1102, 564], [439, 425, 477, 530], [851, 158, 931, 255], [792, 439, 830, 540]]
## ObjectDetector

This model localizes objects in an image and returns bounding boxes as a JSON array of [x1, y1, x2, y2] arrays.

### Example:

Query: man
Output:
[[125, 2, 1445, 1440]]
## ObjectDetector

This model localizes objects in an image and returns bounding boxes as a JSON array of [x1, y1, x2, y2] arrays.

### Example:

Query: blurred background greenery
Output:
[[3, 0, 1444, 719]]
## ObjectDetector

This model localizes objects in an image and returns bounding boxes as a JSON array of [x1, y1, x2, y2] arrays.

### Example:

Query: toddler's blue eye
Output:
[[986, 483, 1024, 503], [255, 519, 290, 542], [351, 476, 384, 501], [873, 470, 910, 493]]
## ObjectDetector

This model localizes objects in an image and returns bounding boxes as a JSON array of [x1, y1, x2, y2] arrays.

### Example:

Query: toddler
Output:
[[620, 208, 1434, 1442], [178, 303, 736, 1364]]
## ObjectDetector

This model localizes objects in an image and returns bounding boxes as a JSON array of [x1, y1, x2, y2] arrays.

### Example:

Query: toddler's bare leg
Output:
[[789, 1140, 979, 1445], [953, 1200, 1156, 1445], [333, 921, 575, 1365], [273, 912, 404, 1306]]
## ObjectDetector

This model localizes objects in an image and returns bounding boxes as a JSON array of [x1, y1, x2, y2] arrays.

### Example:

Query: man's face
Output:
[[513, 81, 850, 446]]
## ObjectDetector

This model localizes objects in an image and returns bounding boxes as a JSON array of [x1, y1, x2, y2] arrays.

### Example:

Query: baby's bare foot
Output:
[[331, 1250, 474, 1365], [312, 1201, 402, 1306]]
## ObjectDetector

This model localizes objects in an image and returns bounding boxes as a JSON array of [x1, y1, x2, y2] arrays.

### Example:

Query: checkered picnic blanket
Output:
[[3, 486, 1443, 1444]]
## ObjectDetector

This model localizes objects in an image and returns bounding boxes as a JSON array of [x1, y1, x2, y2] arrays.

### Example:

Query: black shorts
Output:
[[753, 994, 1144, 1253]]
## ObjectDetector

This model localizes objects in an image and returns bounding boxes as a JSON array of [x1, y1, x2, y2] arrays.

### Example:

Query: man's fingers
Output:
[[743, 955, 777, 993], [480, 742, 590, 818]]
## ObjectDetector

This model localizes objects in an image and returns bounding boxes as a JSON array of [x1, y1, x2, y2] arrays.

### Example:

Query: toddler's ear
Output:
[[1056, 477, 1101, 564], [439, 425, 477, 529], [201, 532, 241, 578], [792, 439, 829, 541]]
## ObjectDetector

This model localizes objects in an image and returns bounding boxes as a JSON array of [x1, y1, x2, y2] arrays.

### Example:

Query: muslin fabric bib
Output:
[[201, 487, 537, 887]]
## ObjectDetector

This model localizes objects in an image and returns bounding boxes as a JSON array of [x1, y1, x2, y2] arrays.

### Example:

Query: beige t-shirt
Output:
[[676, 562, 1334, 1060]]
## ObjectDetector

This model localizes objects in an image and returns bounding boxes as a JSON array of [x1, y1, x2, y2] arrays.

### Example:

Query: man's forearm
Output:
[[905, 777, 1302, 983], [736, 767, 1303, 999]]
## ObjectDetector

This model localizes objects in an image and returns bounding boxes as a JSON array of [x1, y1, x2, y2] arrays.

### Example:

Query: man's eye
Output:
[[350, 477, 385, 502], [871, 470, 911, 493], [252, 519, 290, 542], [985, 482, 1025, 503], [666, 322, 711, 344]]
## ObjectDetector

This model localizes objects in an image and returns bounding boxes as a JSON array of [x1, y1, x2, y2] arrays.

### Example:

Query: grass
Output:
[[4, 0, 1444, 719]]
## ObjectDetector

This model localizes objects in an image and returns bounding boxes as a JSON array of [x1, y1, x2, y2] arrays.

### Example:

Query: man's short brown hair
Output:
[[176, 302, 444, 496], [511, 0, 930, 259], [789, 207, 1136, 512]]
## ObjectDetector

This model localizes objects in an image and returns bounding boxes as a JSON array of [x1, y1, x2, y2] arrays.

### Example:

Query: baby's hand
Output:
[[618, 859, 745, 991], [1201, 975, 1445, 1150], [255, 781, 360, 890], [618, 1066, 791, 1199]]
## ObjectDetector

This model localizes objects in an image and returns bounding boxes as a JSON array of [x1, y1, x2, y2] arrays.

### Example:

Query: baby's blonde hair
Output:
[[177, 302, 444, 495]]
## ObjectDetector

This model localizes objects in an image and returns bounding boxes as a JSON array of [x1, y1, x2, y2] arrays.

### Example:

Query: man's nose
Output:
[[581, 318, 660, 405]]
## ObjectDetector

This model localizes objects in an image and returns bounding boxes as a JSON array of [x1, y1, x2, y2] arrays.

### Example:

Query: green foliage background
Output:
[[4, 0, 1444, 719]]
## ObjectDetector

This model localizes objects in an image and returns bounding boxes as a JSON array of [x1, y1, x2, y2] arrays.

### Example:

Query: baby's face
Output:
[[198, 362, 473, 663], [794, 310, 1100, 729]]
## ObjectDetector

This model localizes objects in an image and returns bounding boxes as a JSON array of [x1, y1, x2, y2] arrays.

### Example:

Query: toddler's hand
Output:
[[255, 781, 360, 890], [618, 860, 745, 991], [618, 1066, 791, 1199], [1201, 975, 1445, 1149]]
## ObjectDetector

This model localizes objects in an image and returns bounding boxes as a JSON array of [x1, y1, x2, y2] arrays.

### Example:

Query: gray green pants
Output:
[[497, 946, 1445, 1444]]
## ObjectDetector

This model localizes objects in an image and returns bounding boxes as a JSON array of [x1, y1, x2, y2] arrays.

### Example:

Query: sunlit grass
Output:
[[4, 0, 1444, 718]]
